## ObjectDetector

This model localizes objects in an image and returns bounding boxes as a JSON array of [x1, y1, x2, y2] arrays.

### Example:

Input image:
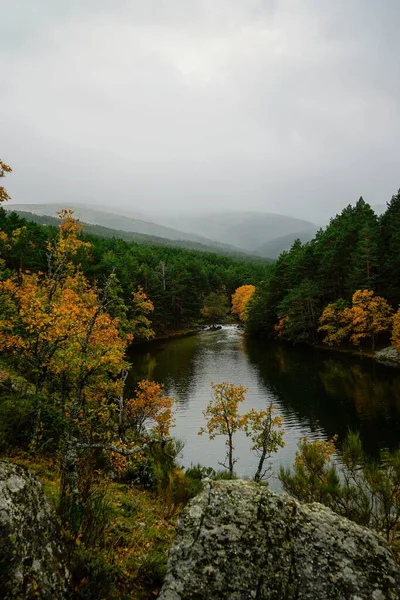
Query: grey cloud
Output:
[[1, 0, 400, 223]]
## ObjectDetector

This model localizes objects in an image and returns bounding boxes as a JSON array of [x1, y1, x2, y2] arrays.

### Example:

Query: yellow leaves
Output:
[[47, 209, 91, 266], [200, 382, 247, 440], [0, 160, 12, 178], [110, 452, 129, 474], [200, 382, 285, 479], [318, 300, 352, 346], [244, 404, 285, 458], [0, 230, 11, 253], [274, 316, 288, 338], [319, 291, 393, 348], [295, 437, 335, 470], [231, 285, 256, 322], [0, 212, 130, 444], [127, 380, 175, 439], [0, 158, 12, 203], [292, 436, 338, 490], [391, 308, 400, 352], [132, 286, 154, 315], [130, 286, 155, 340]]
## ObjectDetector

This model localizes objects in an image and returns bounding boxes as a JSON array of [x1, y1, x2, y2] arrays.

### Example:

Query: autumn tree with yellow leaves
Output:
[[120, 379, 175, 443], [0, 159, 12, 204], [199, 382, 285, 479], [0, 209, 171, 520], [318, 299, 352, 346], [319, 290, 393, 350], [231, 284, 256, 322], [199, 382, 248, 476]]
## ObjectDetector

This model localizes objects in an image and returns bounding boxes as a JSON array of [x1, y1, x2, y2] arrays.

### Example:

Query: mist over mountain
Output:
[[9, 203, 319, 258], [161, 212, 317, 252], [9, 204, 220, 246], [255, 231, 316, 259], [9, 208, 268, 260]]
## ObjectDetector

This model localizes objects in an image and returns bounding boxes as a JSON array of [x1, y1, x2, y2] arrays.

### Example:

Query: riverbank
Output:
[[132, 327, 202, 347], [315, 341, 400, 368], [133, 322, 241, 347], [282, 338, 400, 369]]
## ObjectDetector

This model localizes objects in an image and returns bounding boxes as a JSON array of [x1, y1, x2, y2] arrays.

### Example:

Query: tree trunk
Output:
[[254, 449, 267, 482], [228, 433, 233, 477], [118, 370, 129, 443], [60, 430, 82, 532], [31, 373, 47, 451]]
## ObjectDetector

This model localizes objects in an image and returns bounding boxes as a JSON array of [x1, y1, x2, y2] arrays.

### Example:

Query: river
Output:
[[128, 326, 400, 491]]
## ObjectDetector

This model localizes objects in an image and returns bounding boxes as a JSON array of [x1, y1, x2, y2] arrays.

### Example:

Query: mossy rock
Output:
[[0, 460, 70, 599], [159, 479, 400, 600]]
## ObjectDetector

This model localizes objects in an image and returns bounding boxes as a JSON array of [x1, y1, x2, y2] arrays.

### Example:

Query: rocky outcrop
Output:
[[159, 479, 400, 600], [375, 346, 400, 368], [0, 460, 70, 599]]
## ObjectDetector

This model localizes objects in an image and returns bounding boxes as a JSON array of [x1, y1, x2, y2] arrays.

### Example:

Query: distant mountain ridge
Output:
[[9, 204, 222, 247], [8, 209, 270, 262], [8, 203, 318, 259], [160, 211, 317, 254], [255, 230, 316, 258]]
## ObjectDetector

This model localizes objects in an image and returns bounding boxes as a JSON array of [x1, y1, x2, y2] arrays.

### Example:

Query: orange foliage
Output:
[[50, 209, 91, 263], [0, 210, 129, 450], [0, 159, 12, 203], [347, 290, 393, 349], [131, 286, 155, 340], [294, 436, 337, 470], [392, 308, 400, 352], [319, 290, 393, 350], [126, 380, 175, 440], [231, 285, 256, 322], [274, 315, 288, 337], [318, 300, 352, 346], [199, 381, 248, 474]]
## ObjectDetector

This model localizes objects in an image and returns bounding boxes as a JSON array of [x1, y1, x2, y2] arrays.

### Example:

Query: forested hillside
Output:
[[246, 193, 400, 351], [0, 208, 269, 334], [8, 209, 267, 260]]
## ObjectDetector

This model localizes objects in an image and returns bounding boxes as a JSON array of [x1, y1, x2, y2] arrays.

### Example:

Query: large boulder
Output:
[[0, 460, 70, 599], [159, 479, 400, 600], [375, 346, 400, 368]]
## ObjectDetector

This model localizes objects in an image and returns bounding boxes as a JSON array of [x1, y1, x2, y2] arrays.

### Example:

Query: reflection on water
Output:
[[128, 327, 400, 490]]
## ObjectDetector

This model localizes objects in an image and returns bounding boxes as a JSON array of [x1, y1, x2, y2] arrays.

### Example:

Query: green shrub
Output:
[[122, 458, 157, 490], [136, 547, 168, 589], [70, 547, 121, 600], [280, 432, 400, 546], [214, 470, 238, 480], [0, 390, 34, 452]]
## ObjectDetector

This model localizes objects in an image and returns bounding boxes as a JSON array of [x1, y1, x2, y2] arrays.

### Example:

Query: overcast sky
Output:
[[2, 1, 400, 223]]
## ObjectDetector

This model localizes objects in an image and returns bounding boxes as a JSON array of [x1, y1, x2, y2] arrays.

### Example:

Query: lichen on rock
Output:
[[159, 479, 400, 600], [0, 460, 70, 599]]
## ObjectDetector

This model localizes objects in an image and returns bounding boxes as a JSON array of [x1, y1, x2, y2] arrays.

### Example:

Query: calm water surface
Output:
[[128, 326, 400, 491]]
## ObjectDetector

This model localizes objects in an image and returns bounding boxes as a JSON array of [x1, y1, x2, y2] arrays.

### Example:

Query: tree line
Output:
[[0, 208, 269, 334], [245, 193, 400, 351]]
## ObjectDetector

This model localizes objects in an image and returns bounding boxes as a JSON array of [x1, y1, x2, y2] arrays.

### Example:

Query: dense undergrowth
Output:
[[0, 360, 230, 599]]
